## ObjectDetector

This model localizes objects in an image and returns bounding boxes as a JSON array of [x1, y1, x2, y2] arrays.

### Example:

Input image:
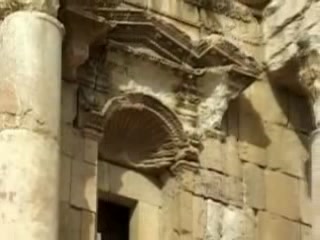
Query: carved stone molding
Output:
[[61, 8, 110, 81], [298, 37, 320, 127], [63, 7, 260, 76], [76, 90, 201, 173]]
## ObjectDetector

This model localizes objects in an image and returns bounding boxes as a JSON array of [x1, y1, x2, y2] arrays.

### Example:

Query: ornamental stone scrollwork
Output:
[[298, 36, 320, 127]]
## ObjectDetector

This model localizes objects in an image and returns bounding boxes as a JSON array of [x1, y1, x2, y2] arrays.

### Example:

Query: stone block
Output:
[[178, 190, 193, 239], [300, 180, 311, 225], [239, 141, 267, 167], [240, 81, 289, 126], [61, 81, 77, 124], [106, 163, 162, 206], [199, 138, 225, 172], [130, 201, 160, 240], [59, 155, 72, 202], [288, 95, 313, 133], [81, 210, 96, 240], [61, 124, 81, 158], [97, 161, 110, 192], [225, 136, 242, 178], [148, 0, 200, 25], [59, 203, 81, 240], [301, 225, 311, 240], [195, 170, 225, 203], [224, 177, 243, 207], [83, 137, 98, 165], [265, 171, 300, 220], [221, 207, 256, 240], [257, 212, 300, 240], [243, 163, 266, 209], [70, 160, 97, 212], [267, 125, 308, 178], [192, 196, 207, 240], [205, 200, 223, 240]]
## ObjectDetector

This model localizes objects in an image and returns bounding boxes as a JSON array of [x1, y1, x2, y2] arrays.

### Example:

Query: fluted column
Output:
[[0, 5, 63, 240]]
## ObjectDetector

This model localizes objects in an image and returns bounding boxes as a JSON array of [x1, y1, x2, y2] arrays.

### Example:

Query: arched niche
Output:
[[99, 93, 187, 173]]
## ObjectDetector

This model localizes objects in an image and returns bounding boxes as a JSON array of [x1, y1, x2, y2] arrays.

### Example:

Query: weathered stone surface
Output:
[[61, 81, 77, 125], [192, 196, 207, 240], [195, 170, 226, 203], [130, 202, 161, 240], [243, 163, 266, 209], [301, 225, 311, 240], [70, 160, 97, 212], [224, 176, 243, 207], [59, 203, 81, 240], [199, 138, 225, 172], [205, 200, 223, 240], [225, 136, 242, 178], [83, 137, 98, 165], [300, 180, 311, 225], [240, 81, 289, 125], [81, 210, 96, 240], [267, 125, 308, 178], [221, 207, 256, 240], [265, 171, 300, 220], [239, 141, 268, 167], [257, 212, 300, 240], [98, 162, 162, 206], [60, 155, 72, 202]]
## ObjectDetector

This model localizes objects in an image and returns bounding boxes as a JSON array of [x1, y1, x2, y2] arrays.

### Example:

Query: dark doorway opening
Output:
[[97, 200, 131, 240]]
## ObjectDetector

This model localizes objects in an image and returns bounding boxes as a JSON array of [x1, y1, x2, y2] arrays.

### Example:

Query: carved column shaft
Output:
[[0, 9, 63, 240]]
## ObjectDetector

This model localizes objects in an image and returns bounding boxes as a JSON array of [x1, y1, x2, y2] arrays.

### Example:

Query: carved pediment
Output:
[[64, 7, 261, 77]]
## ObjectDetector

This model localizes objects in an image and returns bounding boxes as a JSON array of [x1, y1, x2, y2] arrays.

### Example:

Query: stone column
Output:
[[0, 7, 63, 240]]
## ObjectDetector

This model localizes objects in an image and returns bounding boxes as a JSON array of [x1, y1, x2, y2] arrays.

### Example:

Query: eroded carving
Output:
[[298, 36, 320, 127]]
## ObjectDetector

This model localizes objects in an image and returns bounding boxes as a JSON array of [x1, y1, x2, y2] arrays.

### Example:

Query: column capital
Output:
[[0, 0, 59, 18]]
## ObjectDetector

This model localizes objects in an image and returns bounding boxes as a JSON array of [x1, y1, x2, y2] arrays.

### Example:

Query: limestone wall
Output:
[[57, 1, 313, 239], [58, 67, 312, 240]]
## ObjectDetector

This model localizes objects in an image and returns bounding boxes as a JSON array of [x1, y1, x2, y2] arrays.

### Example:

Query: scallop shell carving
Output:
[[99, 93, 186, 171]]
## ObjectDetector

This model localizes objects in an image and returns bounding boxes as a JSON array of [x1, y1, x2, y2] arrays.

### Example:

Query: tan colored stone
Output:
[[130, 201, 160, 240], [225, 136, 242, 178], [97, 161, 110, 193], [81, 210, 96, 240], [101, 162, 162, 206], [70, 160, 97, 212], [300, 180, 311, 225], [222, 207, 256, 240], [61, 81, 77, 125], [258, 212, 300, 240], [199, 138, 225, 172], [267, 125, 308, 178], [224, 177, 243, 207], [205, 200, 223, 240], [83, 137, 98, 165], [59, 155, 72, 202], [192, 196, 207, 240], [239, 141, 267, 167], [243, 163, 266, 209], [195, 170, 225, 203], [265, 171, 300, 220], [178, 190, 193, 239], [240, 81, 289, 126], [301, 225, 311, 240], [59, 203, 81, 240]]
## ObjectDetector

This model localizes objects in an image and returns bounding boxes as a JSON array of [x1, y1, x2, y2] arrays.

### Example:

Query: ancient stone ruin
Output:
[[0, 0, 318, 239]]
